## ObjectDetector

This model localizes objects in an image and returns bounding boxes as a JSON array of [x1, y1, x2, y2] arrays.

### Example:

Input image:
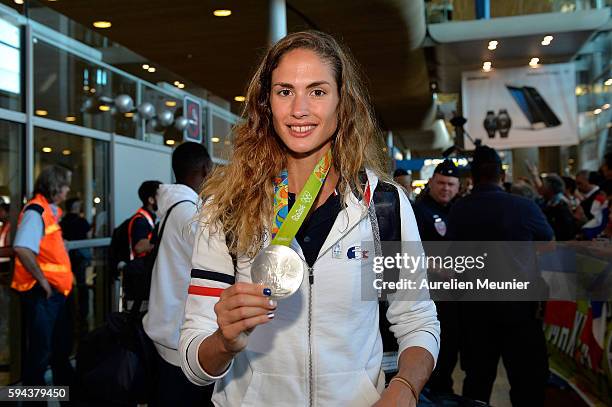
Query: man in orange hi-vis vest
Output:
[[12, 165, 75, 387]]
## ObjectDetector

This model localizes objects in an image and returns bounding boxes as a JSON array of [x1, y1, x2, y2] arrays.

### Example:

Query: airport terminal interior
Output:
[[0, 0, 611, 406]]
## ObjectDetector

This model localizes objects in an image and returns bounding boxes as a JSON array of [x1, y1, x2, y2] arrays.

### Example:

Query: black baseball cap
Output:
[[433, 160, 460, 178], [393, 168, 410, 177]]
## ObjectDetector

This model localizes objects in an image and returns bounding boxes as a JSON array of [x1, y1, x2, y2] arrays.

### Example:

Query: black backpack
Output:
[[121, 201, 193, 308], [109, 217, 132, 279]]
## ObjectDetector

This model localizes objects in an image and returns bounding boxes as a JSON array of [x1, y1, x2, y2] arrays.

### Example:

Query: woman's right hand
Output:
[[214, 282, 277, 354]]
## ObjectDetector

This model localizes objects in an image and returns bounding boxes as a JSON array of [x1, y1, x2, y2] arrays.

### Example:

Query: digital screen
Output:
[[0, 18, 20, 95], [507, 87, 532, 123]]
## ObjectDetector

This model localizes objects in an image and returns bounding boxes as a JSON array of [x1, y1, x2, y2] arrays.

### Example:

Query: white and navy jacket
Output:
[[179, 170, 440, 406]]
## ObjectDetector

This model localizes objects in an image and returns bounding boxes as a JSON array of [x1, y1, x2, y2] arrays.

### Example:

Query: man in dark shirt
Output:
[[541, 175, 577, 241], [447, 146, 553, 406], [129, 180, 161, 259], [413, 160, 460, 242], [413, 160, 460, 395]]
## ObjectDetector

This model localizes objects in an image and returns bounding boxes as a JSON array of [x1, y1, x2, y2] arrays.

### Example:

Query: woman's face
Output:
[[270, 48, 339, 156]]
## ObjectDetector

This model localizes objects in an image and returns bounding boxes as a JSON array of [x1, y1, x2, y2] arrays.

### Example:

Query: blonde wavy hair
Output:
[[201, 30, 389, 257]]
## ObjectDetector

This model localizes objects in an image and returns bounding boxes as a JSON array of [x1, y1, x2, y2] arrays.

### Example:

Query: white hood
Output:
[[156, 183, 199, 219], [144, 183, 199, 366]]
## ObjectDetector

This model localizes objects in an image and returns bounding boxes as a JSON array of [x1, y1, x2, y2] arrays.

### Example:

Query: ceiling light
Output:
[[482, 61, 492, 72], [211, 137, 220, 143], [543, 35, 553, 42], [165, 101, 177, 107], [165, 139, 176, 146], [62, 149, 71, 156], [65, 116, 76, 122], [541, 40, 551, 46], [594, 108, 602, 115], [603, 103, 610, 110], [529, 58, 540, 67], [487, 40, 498, 50], [83, 85, 89, 91], [42, 147, 52, 153], [35, 109, 48, 116], [605, 78, 612, 86], [90, 88, 96, 93], [124, 112, 134, 118], [93, 21, 112, 29], [173, 81, 181, 86], [99, 105, 111, 111], [142, 64, 149, 70], [14, 0, 24, 5], [234, 96, 246, 102], [213, 10, 232, 17], [147, 67, 156, 73], [93, 197, 101, 204], [177, 83, 185, 89]]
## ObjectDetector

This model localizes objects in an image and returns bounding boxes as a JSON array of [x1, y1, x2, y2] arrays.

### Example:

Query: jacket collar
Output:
[[311, 169, 378, 259]]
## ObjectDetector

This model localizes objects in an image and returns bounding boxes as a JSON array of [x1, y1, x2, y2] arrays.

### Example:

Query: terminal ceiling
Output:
[[46, 0, 433, 134]]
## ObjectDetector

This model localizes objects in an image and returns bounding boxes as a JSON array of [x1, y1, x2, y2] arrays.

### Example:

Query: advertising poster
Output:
[[462, 63, 578, 149]]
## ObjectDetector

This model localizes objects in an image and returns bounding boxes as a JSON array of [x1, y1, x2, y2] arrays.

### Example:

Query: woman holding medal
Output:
[[179, 31, 440, 406]]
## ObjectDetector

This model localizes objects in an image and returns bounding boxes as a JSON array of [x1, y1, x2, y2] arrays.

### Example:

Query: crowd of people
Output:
[[405, 148, 612, 405]]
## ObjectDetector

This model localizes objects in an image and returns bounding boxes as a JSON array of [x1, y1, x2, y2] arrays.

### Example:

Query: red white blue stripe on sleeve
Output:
[[188, 269, 235, 297]]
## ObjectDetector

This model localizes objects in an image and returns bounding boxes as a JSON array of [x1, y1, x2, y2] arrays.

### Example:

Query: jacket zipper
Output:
[[305, 213, 367, 406]]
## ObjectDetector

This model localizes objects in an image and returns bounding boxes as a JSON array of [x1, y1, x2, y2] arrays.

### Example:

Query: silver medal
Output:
[[251, 245, 305, 299]]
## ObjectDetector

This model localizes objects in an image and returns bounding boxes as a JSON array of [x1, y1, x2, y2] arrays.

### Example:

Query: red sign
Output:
[[184, 97, 202, 143]]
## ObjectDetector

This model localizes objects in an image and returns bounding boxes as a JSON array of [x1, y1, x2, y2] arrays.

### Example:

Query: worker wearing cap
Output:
[[413, 160, 460, 395], [413, 160, 460, 242]]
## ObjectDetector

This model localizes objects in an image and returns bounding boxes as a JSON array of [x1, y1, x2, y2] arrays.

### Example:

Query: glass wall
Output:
[[0, 15, 22, 111], [211, 112, 235, 161], [34, 128, 110, 238], [33, 39, 138, 138], [0, 119, 22, 386], [142, 85, 181, 145]]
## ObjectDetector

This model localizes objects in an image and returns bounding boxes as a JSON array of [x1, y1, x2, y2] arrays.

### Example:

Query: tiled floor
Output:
[[451, 361, 590, 407], [452, 360, 511, 407]]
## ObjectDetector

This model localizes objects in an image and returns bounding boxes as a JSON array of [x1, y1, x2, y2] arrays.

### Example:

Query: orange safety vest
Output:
[[128, 208, 155, 260], [11, 194, 72, 296]]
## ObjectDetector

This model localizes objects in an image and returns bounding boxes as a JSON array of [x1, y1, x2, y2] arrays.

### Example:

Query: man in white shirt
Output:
[[576, 170, 600, 220], [143, 142, 213, 406]]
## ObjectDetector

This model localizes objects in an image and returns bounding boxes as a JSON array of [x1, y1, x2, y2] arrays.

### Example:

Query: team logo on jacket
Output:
[[332, 242, 342, 259], [347, 245, 368, 260]]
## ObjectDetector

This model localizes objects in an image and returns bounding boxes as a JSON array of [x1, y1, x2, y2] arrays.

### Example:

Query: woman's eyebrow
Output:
[[272, 81, 331, 88]]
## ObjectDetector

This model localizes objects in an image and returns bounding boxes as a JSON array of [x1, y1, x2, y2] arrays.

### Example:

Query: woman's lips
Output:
[[287, 124, 317, 138]]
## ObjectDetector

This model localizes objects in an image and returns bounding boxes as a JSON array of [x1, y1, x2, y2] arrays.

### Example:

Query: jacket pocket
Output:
[[241, 371, 306, 407], [240, 370, 263, 407], [357, 369, 382, 406], [317, 369, 381, 406]]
